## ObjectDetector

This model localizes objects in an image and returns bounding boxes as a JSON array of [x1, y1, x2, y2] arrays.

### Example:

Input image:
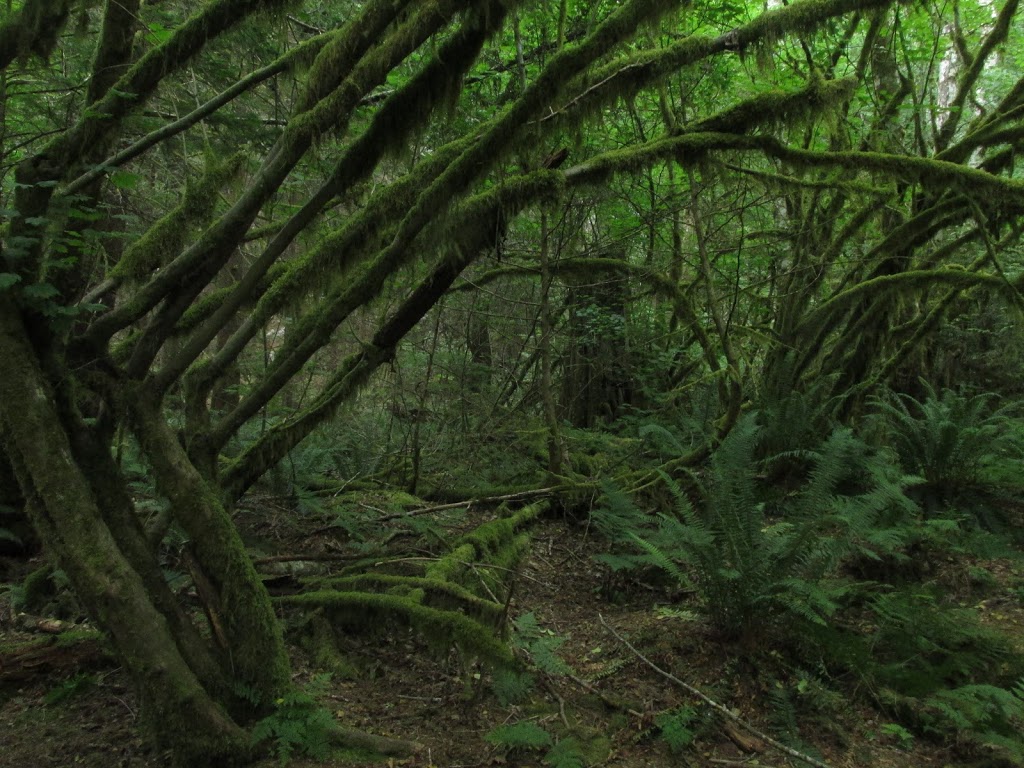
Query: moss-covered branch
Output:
[[565, 132, 1024, 208], [126, 390, 290, 700], [550, 0, 899, 122], [0, 0, 72, 72], [801, 268, 1009, 334], [278, 591, 516, 665], [63, 30, 340, 197], [9, 0, 294, 284], [934, 0, 1020, 152], [0, 297, 248, 765], [164, 0, 514, 397], [219, 173, 563, 498], [307, 574, 505, 623], [111, 154, 244, 282], [84, 0, 447, 351]]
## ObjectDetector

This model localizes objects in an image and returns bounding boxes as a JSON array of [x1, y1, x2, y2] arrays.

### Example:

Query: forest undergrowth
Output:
[[2, 384, 1024, 767]]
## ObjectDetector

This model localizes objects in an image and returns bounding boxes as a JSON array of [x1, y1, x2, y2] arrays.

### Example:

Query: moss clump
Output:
[[311, 573, 504, 624], [112, 153, 244, 282], [301, 611, 358, 679], [426, 542, 476, 583], [21, 564, 55, 612], [281, 591, 515, 666]]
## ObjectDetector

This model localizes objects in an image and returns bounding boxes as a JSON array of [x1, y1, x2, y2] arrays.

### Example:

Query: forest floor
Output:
[[1, 499, 1020, 768]]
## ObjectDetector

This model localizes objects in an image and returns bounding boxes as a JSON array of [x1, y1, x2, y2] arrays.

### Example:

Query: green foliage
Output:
[[655, 706, 700, 752], [818, 587, 1024, 761], [250, 674, 336, 766], [923, 684, 1024, 758], [543, 737, 587, 768], [593, 413, 918, 642], [485, 721, 553, 751], [869, 382, 1023, 507], [511, 612, 573, 676], [756, 362, 840, 460], [483, 724, 589, 768], [878, 722, 914, 749], [44, 673, 97, 705], [491, 666, 535, 706]]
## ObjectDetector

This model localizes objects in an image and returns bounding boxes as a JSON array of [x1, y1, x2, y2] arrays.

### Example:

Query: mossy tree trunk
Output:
[[0, 299, 257, 766], [560, 249, 634, 428]]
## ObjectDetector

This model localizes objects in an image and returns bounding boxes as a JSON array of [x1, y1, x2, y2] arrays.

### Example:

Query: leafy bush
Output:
[[593, 414, 917, 643], [869, 382, 1022, 512]]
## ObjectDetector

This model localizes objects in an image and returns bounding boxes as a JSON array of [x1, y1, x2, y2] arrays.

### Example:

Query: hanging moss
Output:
[[217, 171, 564, 492], [766, 141, 1024, 209], [562, 134, 708, 186], [557, 0, 898, 122], [209, 0, 689, 472], [726, 163, 891, 197], [280, 591, 516, 666], [310, 574, 504, 623], [251, 0, 513, 318], [175, 263, 287, 338], [689, 77, 856, 135], [249, 136, 471, 331], [803, 269, 1010, 337], [292, 0, 412, 114], [569, 130, 1024, 211], [112, 153, 244, 282], [287, 0, 470, 144]]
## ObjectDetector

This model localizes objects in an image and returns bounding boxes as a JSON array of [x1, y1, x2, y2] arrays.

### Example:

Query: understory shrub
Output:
[[592, 408, 1024, 762], [593, 413, 917, 643], [869, 382, 1024, 525]]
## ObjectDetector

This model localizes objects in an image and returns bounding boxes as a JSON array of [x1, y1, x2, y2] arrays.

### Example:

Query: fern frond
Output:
[[485, 721, 553, 751]]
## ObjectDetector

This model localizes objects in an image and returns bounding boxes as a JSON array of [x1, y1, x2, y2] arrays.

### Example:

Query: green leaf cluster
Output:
[[594, 412, 918, 642], [249, 674, 336, 766]]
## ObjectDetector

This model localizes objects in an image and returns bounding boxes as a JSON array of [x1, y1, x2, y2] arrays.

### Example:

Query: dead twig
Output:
[[598, 614, 833, 768]]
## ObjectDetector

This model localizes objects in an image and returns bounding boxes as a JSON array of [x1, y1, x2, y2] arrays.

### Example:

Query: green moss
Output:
[[427, 542, 476, 582], [127, 394, 291, 700], [21, 563, 55, 611], [692, 77, 856, 133], [55, 628, 105, 648], [301, 611, 358, 679], [561, 0, 892, 122], [460, 501, 547, 555], [112, 153, 245, 281], [311, 573, 503, 623], [281, 590, 515, 665], [805, 269, 1009, 332]]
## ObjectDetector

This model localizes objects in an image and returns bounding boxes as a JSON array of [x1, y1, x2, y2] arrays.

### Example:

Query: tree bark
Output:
[[0, 298, 251, 766]]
